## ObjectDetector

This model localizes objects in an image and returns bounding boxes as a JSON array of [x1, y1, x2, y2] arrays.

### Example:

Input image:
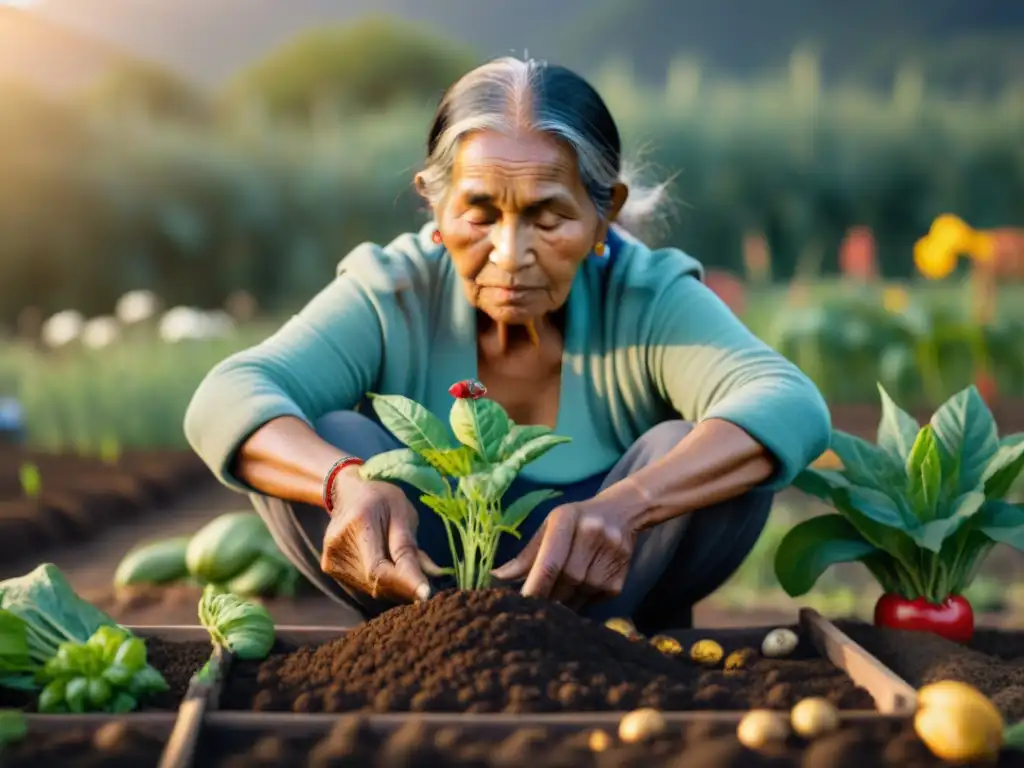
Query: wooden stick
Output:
[[157, 696, 206, 768], [800, 608, 918, 715]]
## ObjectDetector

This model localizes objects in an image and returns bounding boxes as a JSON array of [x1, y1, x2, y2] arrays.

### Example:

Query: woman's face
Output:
[[420, 130, 626, 326]]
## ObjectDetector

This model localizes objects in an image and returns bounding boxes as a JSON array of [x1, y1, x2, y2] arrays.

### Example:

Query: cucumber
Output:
[[185, 511, 270, 583], [224, 556, 283, 597], [114, 537, 191, 587]]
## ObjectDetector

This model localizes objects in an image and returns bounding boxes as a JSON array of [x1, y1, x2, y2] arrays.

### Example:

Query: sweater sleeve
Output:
[[648, 270, 830, 490], [183, 252, 387, 492]]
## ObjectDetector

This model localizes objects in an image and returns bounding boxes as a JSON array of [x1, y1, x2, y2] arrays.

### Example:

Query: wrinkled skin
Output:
[[490, 492, 645, 609], [323, 129, 632, 607], [321, 467, 440, 603]]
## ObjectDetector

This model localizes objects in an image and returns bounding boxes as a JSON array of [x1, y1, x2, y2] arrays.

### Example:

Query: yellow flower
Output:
[[930, 214, 972, 243], [914, 213, 986, 280], [965, 230, 996, 263], [882, 286, 910, 314], [914, 235, 958, 279]]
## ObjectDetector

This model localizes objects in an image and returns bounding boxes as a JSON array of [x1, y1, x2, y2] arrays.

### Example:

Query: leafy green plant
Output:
[[0, 565, 167, 711], [18, 464, 40, 499], [775, 383, 1024, 642], [35, 625, 168, 713], [0, 709, 25, 750], [0, 564, 127, 690], [198, 585, 275, 661], [359, 380, 571, 590]]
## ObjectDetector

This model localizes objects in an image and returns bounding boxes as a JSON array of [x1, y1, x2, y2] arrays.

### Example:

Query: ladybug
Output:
[[448, 380, 488, 400]]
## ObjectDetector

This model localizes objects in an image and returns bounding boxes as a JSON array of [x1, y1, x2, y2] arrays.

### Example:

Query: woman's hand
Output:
[[321, 469, 441, 604], [490, 495, 644, 610]]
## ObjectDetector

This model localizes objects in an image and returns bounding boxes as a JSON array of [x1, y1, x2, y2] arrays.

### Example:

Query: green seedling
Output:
[[18, 463, 40, 499], [360, 379, 571, 590]]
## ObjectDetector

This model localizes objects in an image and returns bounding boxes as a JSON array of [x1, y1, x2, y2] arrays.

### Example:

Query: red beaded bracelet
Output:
[[322, 456, 365, 514]]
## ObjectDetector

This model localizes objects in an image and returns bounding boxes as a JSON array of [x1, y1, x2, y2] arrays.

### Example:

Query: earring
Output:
[[594, 241, 606, 257], [431, 229, 443, 244]]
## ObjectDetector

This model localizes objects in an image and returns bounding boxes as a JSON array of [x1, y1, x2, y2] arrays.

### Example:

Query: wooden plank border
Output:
[[799, 608, 918, 715], [203, 709, 891, 730]]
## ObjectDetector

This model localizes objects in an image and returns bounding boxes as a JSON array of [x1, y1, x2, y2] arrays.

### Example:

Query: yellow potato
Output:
[[587, 729, 612, 752], [618, 708, 666, 743], [650, 634, 683, 656], [737, 709, 790, 750], [689, 639, 724, 666], [604, 617, 640, 639], [790, 697, 840, 738], [914, 681, 1004, 763], [725, 648, 757, 672]]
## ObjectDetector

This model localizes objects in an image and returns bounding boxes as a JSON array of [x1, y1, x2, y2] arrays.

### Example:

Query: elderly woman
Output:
[[184, 57, 830, 634]]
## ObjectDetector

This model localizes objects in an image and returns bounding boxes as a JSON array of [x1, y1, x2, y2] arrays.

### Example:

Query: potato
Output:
[[604, 617, 640, 639], [618, 708, 666, 743], [650, 634, 683, 656], [914, 681, 1004, 763], [737, 709, 791, 750], [587, 729, 612, 752], [790, 697, 840, 738], [725, 648, 757, 672], [761, 628, 799, 658], [689, 639, 724, 666]]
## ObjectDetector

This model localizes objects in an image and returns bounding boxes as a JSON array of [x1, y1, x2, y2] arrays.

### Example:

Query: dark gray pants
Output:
[[250, 411, 772, 634]]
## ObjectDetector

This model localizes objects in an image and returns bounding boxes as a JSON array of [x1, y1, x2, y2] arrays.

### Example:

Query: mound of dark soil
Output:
[[142, 638, 213, 710], [222, 589, 874, 714]]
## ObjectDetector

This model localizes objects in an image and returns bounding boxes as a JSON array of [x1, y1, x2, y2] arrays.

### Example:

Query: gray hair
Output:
[[418, 57, 671, 238]]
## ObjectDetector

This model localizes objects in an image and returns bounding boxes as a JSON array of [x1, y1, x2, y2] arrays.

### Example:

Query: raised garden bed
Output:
[[838, 620, 1024, 722], [208, 591, 913, 716], [16, 612, 1014, 767], [0, 628, 215, 714], [0, 448, 209, 563]]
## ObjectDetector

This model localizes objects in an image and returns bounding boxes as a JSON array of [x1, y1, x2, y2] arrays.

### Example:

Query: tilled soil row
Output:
[[0, 448, 211, 564], [8, 716, 1024, 768]]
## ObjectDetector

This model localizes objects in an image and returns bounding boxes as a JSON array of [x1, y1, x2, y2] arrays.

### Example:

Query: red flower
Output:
[[839, 226, 878, 282], [449, 380, 487, 400]]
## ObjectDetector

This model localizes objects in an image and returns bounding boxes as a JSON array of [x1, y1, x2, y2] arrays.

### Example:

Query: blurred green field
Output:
[[2, 61, 1022, 322]]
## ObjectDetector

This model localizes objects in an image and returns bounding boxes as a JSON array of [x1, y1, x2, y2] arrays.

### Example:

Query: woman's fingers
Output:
[[550, 528, 598, 606], [522, 509, 578, 599], [322, 499, 427, 604], [491, 523, 546, 582], [386, 518, 431, 602]]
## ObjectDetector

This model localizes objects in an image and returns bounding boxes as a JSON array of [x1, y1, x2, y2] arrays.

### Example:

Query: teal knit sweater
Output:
[[184, 222, 830, 491]]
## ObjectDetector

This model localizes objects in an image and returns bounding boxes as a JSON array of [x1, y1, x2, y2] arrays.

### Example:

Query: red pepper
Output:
[[448, 380, 487, 400], [873, 593, 974, 644]]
